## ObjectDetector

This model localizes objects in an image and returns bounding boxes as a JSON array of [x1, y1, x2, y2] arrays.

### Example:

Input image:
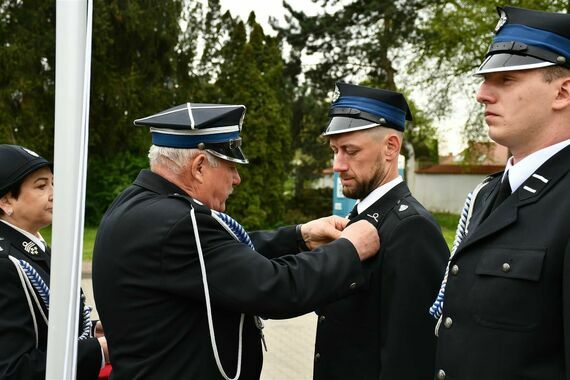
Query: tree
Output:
[[213, 13, 294, 229], [86, 0, 198, 224], [0, 0, 56, 157]]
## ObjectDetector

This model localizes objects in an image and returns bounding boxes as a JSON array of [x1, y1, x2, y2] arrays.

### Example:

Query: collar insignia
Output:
[[398, 204, 408, 212], [22, 241, 39, 255]]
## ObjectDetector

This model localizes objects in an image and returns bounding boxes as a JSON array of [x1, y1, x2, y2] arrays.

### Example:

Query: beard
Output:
[[342, 167, 384, 200]]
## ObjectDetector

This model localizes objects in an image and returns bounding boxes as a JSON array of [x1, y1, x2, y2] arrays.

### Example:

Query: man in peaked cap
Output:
[[92, 102, 380, 379], [432, 6, 570, 380], [312, 82, 449, 380]]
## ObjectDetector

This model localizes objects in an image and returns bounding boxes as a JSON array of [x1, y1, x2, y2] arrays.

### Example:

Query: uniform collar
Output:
[[506, 139, 570, 192], [356, 176, 403, 215], [0, 219, 46, 252], [134, 169, 188, 196]]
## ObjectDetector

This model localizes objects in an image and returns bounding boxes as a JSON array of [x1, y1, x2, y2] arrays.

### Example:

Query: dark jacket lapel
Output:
[[458, 145, 570, 254], [0, 222, 51, 273], [350, 182, 411, 227]]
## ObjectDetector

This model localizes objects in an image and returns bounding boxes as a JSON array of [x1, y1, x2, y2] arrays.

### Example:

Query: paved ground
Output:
[[81, 263, 316, 380]]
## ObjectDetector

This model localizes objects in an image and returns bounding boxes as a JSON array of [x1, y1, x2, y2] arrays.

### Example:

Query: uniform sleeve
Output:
[[378, 214, 449, 379], [0, 258, 47, 380], [0, 258, 103, 380], [77, 338, 103, 380], [160, 211, 366, 319], [249, 225, 298, 259]]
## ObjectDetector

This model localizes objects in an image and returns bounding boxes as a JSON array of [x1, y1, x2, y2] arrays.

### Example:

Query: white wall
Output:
[[409, 173, 488, 214]]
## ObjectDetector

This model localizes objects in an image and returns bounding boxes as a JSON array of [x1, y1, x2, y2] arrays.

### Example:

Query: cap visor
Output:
[[474, 53, 555, 75], [322, 117, 378, 136], [207, 146, 248, 164]]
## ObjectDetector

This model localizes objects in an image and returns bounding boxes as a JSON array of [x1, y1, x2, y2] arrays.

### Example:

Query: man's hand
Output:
[[339, 220, 380, 261], [300, 215, 349, 250]]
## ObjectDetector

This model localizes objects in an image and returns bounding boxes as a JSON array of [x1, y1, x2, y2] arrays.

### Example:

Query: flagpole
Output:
[[46, 0, 93, 378]]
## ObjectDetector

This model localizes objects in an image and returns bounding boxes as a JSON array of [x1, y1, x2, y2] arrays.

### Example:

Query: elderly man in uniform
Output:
[[432, 6, 570, 380], [92, 102, 380, 380], [312, 83, 449, 380]]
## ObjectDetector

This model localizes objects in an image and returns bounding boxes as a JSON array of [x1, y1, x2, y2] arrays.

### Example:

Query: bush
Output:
[[283, 187, 333, 225], [85, 152, 147, 226]]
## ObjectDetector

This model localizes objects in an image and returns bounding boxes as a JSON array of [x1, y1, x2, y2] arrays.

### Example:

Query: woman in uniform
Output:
[[0, 144, 108, 379]]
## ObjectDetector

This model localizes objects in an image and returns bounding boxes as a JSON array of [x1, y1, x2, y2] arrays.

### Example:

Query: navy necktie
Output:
[[491, 171, 511, 211], [348, 205, 359, 220]]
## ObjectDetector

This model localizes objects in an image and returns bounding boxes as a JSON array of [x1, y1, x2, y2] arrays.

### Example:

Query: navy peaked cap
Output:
[[0, 145, 51, 197], [323, 82, 412, 135], [476, 6, 570, 75], [134, 103, 248, 164]]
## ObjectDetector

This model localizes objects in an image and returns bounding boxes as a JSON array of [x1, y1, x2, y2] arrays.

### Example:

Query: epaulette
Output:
[[167, 192, 211, 214], [393, 199, 420, 221]]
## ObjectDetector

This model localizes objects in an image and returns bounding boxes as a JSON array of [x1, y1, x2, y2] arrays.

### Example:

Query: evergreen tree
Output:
[[0, 0, 56, 156], [215, 14, 293, 229], [86, 0, 198, 223]]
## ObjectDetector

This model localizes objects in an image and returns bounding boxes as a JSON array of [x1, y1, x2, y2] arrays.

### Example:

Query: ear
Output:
[[189, 153, 207, 184], [553, 77, 570, 111], [0, 194, 13, 215], [384, 134, 402, 161]]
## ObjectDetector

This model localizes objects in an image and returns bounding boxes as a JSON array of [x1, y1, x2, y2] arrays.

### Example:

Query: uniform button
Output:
[[437, 369, 446, 379], [349, 282, 357, 290], [315, 353, 321, 362], [444, 317, 453, 328], [450, 264, 459, 275], [318, 315, 326, 323], [502, 263, 511, 273]]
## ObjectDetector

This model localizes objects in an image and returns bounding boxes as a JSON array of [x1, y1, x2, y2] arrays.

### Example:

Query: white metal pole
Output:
[[46, 0, 93, 379]]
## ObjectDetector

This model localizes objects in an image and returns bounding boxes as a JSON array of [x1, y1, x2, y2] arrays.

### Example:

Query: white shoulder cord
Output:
[[8, 255, 45, 348], [190, 208, 244, 380]]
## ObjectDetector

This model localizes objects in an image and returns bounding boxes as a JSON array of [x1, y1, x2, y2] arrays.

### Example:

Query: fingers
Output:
[[340, 220, 380, 261]]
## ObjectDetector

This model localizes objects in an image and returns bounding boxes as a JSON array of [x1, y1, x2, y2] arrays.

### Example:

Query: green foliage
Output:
[[283, 187, 333, 225], [433, 212, 459, 250], [85, 151, 148, 225], [211, 14, 294, 229], [0, 0, 56, 156]]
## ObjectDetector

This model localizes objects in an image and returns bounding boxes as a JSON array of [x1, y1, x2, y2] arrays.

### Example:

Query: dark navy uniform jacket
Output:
[[0, 222, 102, 380], [92, 169, 367, 380], [313, 181, 449, 380], [435, 145, 570, 380]]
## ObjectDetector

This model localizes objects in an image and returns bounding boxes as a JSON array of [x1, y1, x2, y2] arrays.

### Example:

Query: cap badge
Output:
[[331, 84, 340, 102], [495, 9, 507, 33], [398, 204, 408, 212], [22, 147, 39, 158], [22, 241, 38, 255]]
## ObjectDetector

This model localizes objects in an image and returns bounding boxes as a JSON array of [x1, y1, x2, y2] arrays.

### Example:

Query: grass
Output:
[[39, 212, 459, 262], [433, 212, 459, 250]]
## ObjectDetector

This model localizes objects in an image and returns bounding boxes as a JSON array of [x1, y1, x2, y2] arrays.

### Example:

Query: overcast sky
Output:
[[219, 0, 320, 33]]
